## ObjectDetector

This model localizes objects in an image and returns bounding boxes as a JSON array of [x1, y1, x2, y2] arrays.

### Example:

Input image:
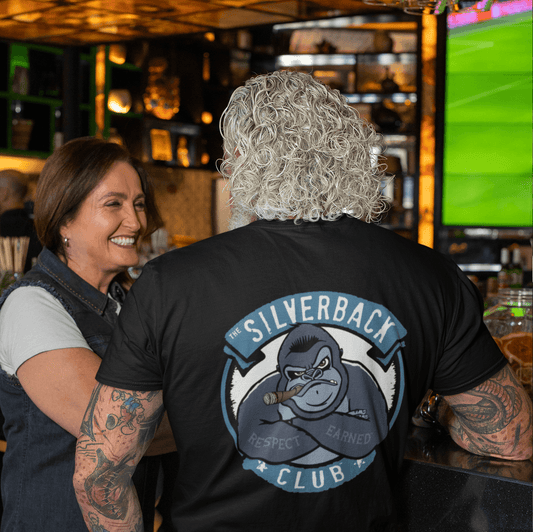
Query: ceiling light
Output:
[[13, 13, 43, 23], [276, 54, 356, 67], [109, 44, 127, 65], [108, 89, 132, 114]]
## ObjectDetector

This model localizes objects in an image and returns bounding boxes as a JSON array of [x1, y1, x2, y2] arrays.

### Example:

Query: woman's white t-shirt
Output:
[[0, 286, 92, 375]]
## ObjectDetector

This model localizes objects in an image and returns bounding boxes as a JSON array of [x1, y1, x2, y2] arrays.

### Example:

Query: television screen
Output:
[[442, 1, 532, 228]]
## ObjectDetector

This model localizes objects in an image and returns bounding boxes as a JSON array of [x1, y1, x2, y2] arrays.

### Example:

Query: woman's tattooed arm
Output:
[[441, 365, 532, 461], [74, 384, 164, 531]]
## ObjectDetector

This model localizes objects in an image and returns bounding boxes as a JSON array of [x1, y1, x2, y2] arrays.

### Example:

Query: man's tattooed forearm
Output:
[[87, 510, 142, 532], [452, 382, 521, 434], [105, 390, 164, 445], [447, 365, 532, 457], [76, 388, 164, 531], [81, 387, 164, 445], [84, 449, 135, 520]]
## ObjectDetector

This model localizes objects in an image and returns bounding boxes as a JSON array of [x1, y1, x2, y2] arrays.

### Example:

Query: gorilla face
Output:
[[284, 346, 343, 413], [277, 324, 349, 419]]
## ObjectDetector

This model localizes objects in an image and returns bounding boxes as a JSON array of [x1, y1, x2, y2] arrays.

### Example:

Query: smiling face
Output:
[[60, 161, 147, 292]]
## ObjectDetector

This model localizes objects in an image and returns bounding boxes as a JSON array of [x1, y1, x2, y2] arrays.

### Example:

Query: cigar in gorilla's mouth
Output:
[[263, 385, 303, 405]]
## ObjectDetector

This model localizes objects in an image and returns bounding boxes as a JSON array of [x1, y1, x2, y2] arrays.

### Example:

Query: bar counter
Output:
[[396, 425, 533, 531]]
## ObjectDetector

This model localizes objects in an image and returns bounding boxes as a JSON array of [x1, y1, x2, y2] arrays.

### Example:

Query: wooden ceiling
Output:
[[0, 0, 395, 46]]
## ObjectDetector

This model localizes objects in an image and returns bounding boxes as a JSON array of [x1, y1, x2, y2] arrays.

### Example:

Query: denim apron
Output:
[[0, 248, 159, 531]]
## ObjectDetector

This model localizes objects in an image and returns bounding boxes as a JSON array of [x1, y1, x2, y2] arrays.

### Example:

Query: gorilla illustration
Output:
[[237, 324, 389, 465]]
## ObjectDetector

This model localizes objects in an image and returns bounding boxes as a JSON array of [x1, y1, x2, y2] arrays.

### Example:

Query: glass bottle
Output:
[[483, 288, 532, 398], [509, 248, 523, 288], [497, 247, 510, 291]]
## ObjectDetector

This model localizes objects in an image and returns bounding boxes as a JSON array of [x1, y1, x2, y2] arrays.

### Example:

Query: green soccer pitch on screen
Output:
[[442, 7, 532, 228]]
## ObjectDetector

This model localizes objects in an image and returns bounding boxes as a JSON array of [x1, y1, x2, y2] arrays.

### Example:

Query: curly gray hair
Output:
[[218, 70, 388, 229]]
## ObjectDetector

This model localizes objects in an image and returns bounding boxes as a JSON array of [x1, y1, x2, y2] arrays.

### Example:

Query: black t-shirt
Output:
[[98, 216, 506, 532]]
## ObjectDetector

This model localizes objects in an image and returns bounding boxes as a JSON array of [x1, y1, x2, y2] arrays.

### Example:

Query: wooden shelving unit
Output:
[[0, 41, 95, 158]]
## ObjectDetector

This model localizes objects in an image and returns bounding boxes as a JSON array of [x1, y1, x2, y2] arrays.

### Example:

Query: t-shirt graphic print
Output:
[[221, 291, 406, 493]]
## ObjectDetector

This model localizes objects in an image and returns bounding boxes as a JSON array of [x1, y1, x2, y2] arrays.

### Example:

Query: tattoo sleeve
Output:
[[74, 384, 164, 532], [442, 365, 533, 461]]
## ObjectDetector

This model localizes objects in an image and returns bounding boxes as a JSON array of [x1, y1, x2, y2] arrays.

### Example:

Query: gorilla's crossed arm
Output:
[[237, 367, 388, 462]]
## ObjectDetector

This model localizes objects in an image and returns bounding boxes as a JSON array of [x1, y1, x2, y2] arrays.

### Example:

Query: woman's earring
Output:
[[63, 236, 69, 248]]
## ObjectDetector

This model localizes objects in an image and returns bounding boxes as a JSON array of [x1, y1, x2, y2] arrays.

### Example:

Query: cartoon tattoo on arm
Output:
[[74, 384, 164, 531]]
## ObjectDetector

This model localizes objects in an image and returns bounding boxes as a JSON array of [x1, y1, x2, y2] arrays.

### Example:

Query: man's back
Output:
[[99, 216, 505, 531]]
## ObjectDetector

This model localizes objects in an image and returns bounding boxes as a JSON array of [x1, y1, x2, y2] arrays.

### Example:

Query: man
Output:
[[0, 169, 41, 272], [74, 71, 532, 532]]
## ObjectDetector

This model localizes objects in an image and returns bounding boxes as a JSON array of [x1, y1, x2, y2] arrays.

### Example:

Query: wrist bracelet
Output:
[[419, 391, 442, 426]]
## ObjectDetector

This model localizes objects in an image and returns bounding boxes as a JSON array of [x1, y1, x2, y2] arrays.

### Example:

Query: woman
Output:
[[0, 137, 166, 531]]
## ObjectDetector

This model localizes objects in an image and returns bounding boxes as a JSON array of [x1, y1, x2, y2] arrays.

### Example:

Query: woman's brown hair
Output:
[[34, 136, 163, 259]]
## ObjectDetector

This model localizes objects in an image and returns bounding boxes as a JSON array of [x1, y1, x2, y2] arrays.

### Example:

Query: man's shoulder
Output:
[[143, 228, 250, 275], [149, 218, 450, 275], [159, 227, 256, 260]]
